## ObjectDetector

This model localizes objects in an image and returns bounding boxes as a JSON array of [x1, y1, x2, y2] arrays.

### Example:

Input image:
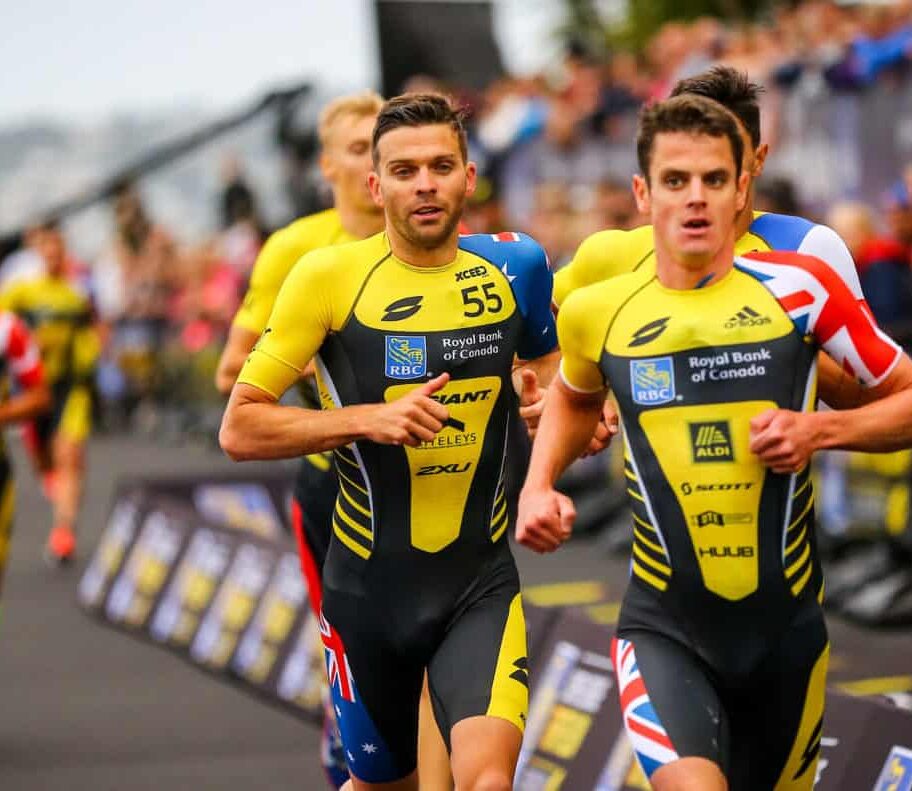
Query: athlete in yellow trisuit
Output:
[[0, 221, 99, 564], [518, 94, 912, 791], [214, 92, 453, 790], [221, 93, 559, 791]]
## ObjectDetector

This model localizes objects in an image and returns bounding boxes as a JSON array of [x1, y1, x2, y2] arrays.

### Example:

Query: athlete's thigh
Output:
[[293, 455, 338, 570], [426, 568, 528, 747], [731, 608, 829, 791], [612, 630, 729, 781], [57, 385, 92, 444], [321, 592, 424, 784]]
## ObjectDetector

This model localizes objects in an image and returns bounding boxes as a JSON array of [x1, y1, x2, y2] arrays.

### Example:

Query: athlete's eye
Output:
[[664, 174, 685, 189], [434, 161, 455, 174], [392, 166, 414, 178], [704, 171, 729, 188], [350, 142, 369, 156]]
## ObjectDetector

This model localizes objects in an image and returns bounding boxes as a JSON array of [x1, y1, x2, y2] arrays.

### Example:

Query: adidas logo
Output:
[[724, 306, 771, 329]]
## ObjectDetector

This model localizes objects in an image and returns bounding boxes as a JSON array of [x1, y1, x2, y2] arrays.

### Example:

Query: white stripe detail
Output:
[[0, 313, 13, 354], [621, 426, 671, 560], [315, 353, 376, 539]]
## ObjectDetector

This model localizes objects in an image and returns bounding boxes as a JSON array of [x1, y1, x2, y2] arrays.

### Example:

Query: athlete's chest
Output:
[[602, 271, 813, 410]]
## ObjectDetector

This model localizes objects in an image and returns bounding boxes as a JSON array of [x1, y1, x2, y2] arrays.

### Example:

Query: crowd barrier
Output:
[[79, 473, 912, 789]]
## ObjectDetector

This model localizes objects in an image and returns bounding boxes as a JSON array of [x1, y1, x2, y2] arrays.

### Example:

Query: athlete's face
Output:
[[633, 131, 749, 268], [368, 124, 476, 251], [321, 113, 381, 216], [34, 228, 66, 275]]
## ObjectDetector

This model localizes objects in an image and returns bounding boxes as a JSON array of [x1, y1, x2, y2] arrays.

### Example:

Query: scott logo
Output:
[[689, 421, 734, 463], [629, 316, 670, 347], [382, 295, 423, 321], [681, 481, 754, 495], [417, 463, 472, 476]]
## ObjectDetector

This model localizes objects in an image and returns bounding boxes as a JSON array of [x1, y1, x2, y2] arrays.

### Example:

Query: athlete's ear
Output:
[[464, 161, 477, 200], [367, 171, 384, 209], [632, 174, 650, 215], [319, 150, 337, 185], [736, 171, 750, 213], [753, 143, 769, 178]]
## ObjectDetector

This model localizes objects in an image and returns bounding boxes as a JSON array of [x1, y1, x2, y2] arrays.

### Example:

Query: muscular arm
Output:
[[215, 325, 260, 395], [0, 384, 50, 426], [220, 376, 450, 461], [815, 351, 870, 409]]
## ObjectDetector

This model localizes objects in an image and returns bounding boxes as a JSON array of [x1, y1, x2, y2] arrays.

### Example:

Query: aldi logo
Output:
[[385, 336, 427, 380], [689, 421, 734, 463], [874, 746, 912, 791], [630, 357, 675, 406]]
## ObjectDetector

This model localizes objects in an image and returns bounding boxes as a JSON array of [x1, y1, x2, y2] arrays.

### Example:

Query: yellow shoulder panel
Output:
[[554, 224, 656, 307]]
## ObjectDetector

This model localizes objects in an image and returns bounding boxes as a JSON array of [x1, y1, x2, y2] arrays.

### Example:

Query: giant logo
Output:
[[385, 335, 427, 380], [689, 421, 734, 463], [630, 357, 675, 405]]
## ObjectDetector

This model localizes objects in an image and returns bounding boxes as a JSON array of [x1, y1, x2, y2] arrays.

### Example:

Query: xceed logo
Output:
[[689, 421, 734, 463], [873, 745, 912, 791], [384, 336, 427, 380], [724, 305, 771, 329], [630, 357, 675, 405], [455, 266, 487, 282], [629, 316, 670, 347], [382, 295, 423, 321]]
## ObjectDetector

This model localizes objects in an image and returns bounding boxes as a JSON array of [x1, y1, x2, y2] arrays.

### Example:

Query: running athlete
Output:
[[221, 93, 558, 791], [0, 221, 99, 565], [551, 67, 869, 414], [215, 93, 453, 790], [0, 311, 50, 595], [517, 95, 912, 790]]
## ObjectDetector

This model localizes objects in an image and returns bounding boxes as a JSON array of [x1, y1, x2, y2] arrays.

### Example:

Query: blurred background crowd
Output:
[[3, 0, 912, 447]]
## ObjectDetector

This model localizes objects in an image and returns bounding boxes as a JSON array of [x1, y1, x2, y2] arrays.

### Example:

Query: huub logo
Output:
[[382, 295, 423, 321]]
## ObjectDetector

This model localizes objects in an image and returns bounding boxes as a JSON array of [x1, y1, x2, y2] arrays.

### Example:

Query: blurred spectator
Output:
[[828, 199, 912, 342], [755, 177, 803, 216]]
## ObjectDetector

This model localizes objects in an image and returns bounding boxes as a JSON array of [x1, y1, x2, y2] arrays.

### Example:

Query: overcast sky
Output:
[[2, 0, 566, 124]]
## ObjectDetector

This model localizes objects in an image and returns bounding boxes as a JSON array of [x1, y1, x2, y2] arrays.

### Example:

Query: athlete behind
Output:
[[552, 66, 870, 412], [0, 221, 100, 565], [221, 93, 559, 791], [0, 311, 50, 595], [518, 95, 912, 790]]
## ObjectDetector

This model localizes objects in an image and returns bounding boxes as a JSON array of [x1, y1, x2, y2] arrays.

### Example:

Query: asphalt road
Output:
[[0, 433, 907, 790]]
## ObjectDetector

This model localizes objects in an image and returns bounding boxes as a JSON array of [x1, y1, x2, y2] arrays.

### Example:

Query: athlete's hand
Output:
[[516, 369, 547, 439], [749, 408, 821, 474], [366, 373, 450, 447], [581, 400, 620, 457], [516, 487, 576, 553]]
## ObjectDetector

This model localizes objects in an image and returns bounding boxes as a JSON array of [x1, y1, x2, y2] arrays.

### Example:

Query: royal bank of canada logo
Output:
[[630, 357, 675, 405], [874, 746, 912, 791], [689, 421, 734, 462], [385, 335, 427, 380]]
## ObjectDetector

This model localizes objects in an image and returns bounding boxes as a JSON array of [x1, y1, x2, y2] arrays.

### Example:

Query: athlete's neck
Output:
[[336, 203, 384, 240], [654, 236, 736, 290], [386, 227, 460, 268], [735, 189, 755, 238]]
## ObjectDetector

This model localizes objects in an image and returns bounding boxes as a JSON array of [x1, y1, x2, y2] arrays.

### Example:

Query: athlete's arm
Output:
[[221, 374, 450, 460], [516, 288, 607, 552], [215, 324, 260, 395], [750, 253, 910, 471], [0, 316, 50, 425]]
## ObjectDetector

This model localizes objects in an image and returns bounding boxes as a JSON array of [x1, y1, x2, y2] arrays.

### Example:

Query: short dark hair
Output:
[[670, 66, 763, 149], [636, 94, 744, 183], [372, 93, 468, 165]]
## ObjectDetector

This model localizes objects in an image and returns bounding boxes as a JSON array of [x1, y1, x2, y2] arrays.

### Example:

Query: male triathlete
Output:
[[0, 221, 98, 564], [221, 93, 558, 791], [518, 95, 912, 790]]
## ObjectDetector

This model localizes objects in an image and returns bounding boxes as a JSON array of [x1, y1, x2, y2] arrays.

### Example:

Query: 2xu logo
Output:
[[382, 295, 423, 321], [417, 463, 472, 476]]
